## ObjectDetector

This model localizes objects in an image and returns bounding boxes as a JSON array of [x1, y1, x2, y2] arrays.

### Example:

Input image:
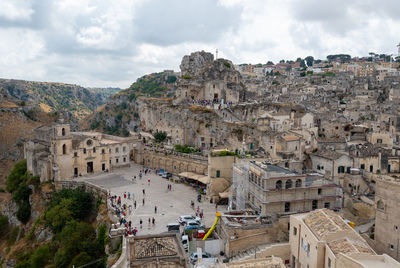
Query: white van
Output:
[[181, 235, 189, 251]]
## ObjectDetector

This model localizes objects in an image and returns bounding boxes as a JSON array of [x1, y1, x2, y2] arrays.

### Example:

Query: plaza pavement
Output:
[[77, 163, 227, 235]]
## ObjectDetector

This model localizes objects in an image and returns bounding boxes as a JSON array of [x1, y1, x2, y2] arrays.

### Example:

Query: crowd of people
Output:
[[191, 98, 234, 108]]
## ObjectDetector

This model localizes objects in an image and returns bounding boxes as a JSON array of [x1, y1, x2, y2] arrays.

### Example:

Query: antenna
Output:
[[398, 43, 400, 57], [216, 49, 218, 60]]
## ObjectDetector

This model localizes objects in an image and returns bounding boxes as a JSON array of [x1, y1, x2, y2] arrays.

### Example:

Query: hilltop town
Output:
[[3, 49, 400, 267]]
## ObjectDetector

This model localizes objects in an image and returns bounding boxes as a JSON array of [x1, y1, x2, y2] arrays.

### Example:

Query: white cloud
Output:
[[0, 0, 33, 21], [0, 0, 400, 88]]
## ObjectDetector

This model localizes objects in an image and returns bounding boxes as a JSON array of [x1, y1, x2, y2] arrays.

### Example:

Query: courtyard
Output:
[[76, 163, 226, 235]]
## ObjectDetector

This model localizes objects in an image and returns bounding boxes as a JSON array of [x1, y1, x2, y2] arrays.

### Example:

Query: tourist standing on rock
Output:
[[140, 219, 143, 229]]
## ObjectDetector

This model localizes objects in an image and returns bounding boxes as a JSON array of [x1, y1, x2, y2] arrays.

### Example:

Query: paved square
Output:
[[77, 163, 226, 235]]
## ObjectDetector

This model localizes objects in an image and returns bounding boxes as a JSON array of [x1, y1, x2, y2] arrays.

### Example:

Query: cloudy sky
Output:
[[1, 0, 400, 88]]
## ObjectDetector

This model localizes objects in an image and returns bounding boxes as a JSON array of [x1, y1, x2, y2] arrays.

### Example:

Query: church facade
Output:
[[25, 121, 140, 181]]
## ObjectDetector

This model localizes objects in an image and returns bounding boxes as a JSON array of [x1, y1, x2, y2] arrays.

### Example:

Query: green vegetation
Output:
[[126, 72, 171, 98], [224, 62, 231, 68], [211, 150, 236, 157], [12, 187, 106, 268], [182, 74, 191, 79], [6, 160, 38, 224], [0, 213, 8, 236], [154, 130, 167, 143], [174, 144, 200, 154]]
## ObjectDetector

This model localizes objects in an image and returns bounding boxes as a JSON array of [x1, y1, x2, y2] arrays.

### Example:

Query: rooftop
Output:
[[303, 209, 352, 240], [281, 135, 300, 142], [327, 237, 374, 256]]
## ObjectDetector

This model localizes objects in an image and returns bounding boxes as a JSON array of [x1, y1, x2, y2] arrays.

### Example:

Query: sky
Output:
[[1, 0, 400, 88]]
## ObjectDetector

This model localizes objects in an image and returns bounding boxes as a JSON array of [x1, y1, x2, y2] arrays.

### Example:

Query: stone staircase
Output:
[[230, 242, 289, 262], [214, 108, 243, 123]]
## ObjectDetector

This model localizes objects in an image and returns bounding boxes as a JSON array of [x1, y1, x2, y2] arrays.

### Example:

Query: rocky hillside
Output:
[[81, 71, 178, 135], [0, 79, 120, 119]]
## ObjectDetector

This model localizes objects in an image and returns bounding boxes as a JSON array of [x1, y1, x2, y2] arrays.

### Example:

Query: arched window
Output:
[[296, 179, 302, 188], [276, 180, 282, 189], [62, 128, 65, 136], [62, 144, 66, 155], [286, 179, 293, 189]]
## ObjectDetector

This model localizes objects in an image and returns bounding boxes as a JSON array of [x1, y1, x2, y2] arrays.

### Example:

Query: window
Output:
[[360, 164, 365, 170], [317, 165, 321, 170], [109, 160, 111, 164], [116, 158, 119, 163], [285, 179, 293, 189], [377, 200, 385, 211], [370, 165, 373, 172], [93, 147, 96, 153], [293, 227, 297, 236], [285, 202, 290, 212], [276, 180, 282, 189], [262, 180, 265, 189], [102, 164, 105, 171], [83, 148, 86, 154], [377, 139, 382, 144], [115, 147, 119, 153], [123, 146, 126, 152], [338, 166, 345, 173], [62, 144, 67, 155], [318, 188, 322, 195], [346, 167, 351, 173], [123, 157, 126, 162], [201, 137, 205, 141], [86, 139, 92, 146], [395, 225, 398, 231], [62, 128, 65, 136], [390, 244, 394, 251], [296, 179, 302, 188], [74, 152, 78, 157], [101, 149, 105, 154], [109, 149, 111, 153], [216, 170, 220, 178], [312, 200, 318, 210], [328, 258, 331, 268], [324, 202, 330, 209]]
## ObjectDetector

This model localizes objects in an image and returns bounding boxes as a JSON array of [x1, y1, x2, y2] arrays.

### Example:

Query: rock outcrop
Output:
[[180, 51, 214, 77]]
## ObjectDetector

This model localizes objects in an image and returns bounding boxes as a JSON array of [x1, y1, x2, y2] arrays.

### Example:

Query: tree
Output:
[[30, 245, 51, 268], [0, 213, 8, 236], [305, 56, 314, 66], [6, 159, 28, 192], [266, 61, 274, 65], [279, 59, 285, 63], [16, 202, 31, 224], [154, 131, 167, 143], [46, 198, 73, 232]]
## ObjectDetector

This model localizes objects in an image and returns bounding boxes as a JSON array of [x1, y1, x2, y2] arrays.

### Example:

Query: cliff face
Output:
[[0, 79, 119, 119]]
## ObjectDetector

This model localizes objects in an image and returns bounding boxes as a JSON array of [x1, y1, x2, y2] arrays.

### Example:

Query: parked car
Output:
[[166, 222, 180, 233], [179, 215, 201, 225], [162, 172, 172, 179], [181, 235, 189, 252], [184, 220, 204, 230], [190, 252, 212, 264]]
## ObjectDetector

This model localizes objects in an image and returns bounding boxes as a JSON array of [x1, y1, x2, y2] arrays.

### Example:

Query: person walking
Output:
[[134, 200, 137, 209], [148, 218, 151, 226], [142, 198, 145, 206], [128, 192, 131, 199], [148, 179, 150, 186], [143, 189, 145, 195], [140, 219, 143, 229], [152, 217, 155, 225], [154, 205, 157, 214]]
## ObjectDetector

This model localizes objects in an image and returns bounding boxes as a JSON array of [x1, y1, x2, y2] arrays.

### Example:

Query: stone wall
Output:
[[140, 148, 208, 175]]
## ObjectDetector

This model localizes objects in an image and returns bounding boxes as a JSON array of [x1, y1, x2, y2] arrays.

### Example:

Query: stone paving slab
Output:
[[80, 163, 226, 236]]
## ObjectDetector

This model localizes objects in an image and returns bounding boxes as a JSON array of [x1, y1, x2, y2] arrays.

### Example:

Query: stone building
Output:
[[375, 176, 400, 261], [290, 209, 399, 268], [309, 150, 353, 182], [25, 121, 139, 181], [230, 161, 342, 216], [128, 233, 187, 267]]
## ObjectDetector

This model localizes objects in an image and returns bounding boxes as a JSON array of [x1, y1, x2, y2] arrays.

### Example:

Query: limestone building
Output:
[[25, 121, 139, 181], [375, 176, 400, 261], [290, 209, 399, 268], [230, 161, 342, 216]]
